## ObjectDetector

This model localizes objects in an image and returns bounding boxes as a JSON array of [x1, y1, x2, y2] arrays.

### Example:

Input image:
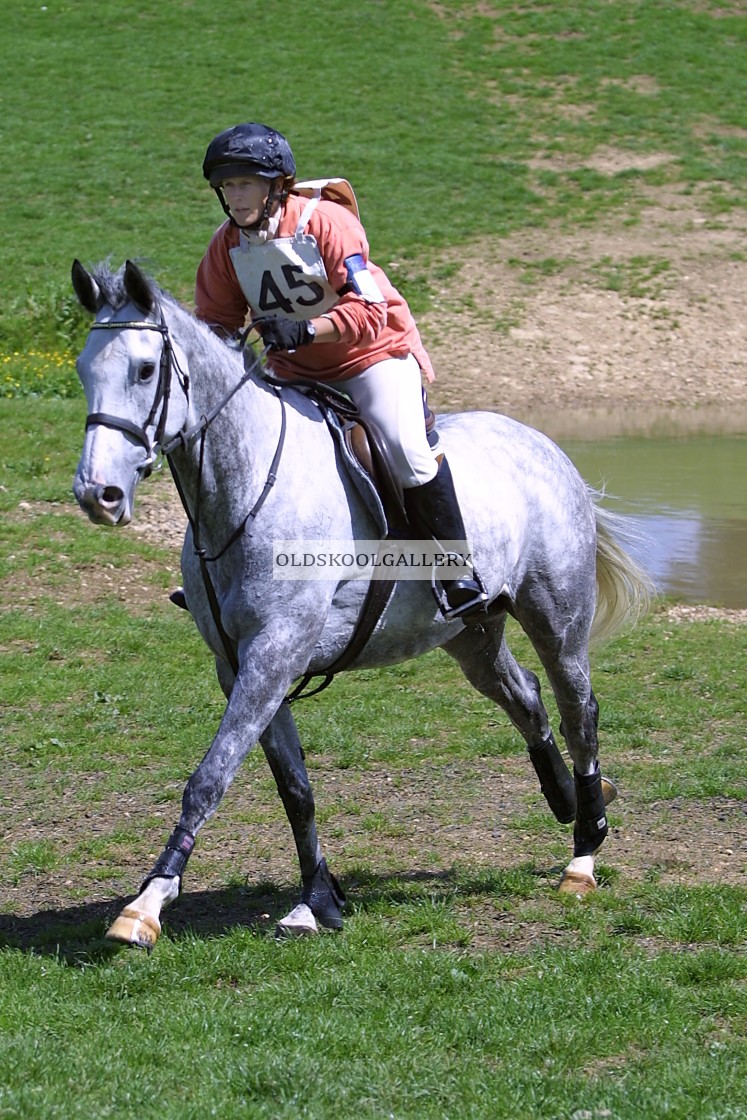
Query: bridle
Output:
[[86, 312, 188, 478]]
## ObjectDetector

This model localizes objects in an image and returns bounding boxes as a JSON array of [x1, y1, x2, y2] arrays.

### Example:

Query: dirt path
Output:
[[420, 185, 747, 439]]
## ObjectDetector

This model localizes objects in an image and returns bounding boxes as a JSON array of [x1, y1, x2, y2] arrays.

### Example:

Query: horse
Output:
[[71, 258, 652, 950]]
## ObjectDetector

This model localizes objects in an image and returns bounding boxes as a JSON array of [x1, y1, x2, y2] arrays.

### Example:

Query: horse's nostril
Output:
[[98, 485, 125, 506]]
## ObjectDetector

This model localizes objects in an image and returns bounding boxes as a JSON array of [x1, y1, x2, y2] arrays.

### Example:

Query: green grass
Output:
[[0, 937, 745, 1120], [1, 0, 747, 357], [2, 5, 747, 1116], [1, 400, 746, 1118]]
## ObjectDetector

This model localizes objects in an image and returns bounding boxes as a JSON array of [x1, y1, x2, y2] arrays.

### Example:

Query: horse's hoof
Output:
[[558, 870, 597, 897], [275, 903, 319, 939], [105, 907, 161, 950], [601, 777, 618, 807]]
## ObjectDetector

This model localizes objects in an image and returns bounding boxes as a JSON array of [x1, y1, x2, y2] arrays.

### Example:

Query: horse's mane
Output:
[[89, 260, 246, 369], [88, 260, 150, 310]]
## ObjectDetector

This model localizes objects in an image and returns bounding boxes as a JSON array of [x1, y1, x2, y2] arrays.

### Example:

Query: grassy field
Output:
[[1, 399, 746, 1117], [1, 0, 746, 356], [1, 2, 746, 1118]]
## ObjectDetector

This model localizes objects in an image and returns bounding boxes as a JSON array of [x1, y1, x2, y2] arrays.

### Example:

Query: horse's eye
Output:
[[139, 362, 157, 382]]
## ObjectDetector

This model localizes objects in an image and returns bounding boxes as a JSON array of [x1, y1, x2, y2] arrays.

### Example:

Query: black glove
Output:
[[256, 316, 315, 352]]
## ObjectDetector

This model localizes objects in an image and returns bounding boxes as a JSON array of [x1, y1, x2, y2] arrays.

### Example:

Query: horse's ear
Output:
[[124, 259, 155, 314], [72, 259, 102, 314]]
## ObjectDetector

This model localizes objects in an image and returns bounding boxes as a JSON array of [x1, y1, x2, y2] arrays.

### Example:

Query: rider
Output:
[[195, 121, 487, 619]]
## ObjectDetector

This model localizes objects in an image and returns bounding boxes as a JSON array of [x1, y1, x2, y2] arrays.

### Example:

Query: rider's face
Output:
[[219, 175, 271, 226]]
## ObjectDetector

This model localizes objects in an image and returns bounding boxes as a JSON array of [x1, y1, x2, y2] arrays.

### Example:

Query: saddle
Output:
[[260, 370, 437, 530], [259, 371, 439, 700], [342, 404, 438, 531]]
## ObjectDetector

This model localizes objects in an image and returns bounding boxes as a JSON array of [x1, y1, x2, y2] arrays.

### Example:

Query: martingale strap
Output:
[[285, 536, 397, 702], [83, 317, 400, 699], [171, 381, 288, 679]]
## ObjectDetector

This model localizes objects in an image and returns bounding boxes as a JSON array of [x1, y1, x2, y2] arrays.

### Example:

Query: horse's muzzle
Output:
[[74, 480, 131, 526]]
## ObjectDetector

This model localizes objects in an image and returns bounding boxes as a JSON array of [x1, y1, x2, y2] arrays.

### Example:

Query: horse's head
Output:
[[71, 259, 190, 526]]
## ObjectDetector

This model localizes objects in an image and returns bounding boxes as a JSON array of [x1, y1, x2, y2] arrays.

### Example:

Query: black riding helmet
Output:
[[203, 123, 296, 227]]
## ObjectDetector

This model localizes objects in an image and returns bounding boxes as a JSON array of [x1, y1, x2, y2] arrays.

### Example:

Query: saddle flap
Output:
[[343, 419, 408, 531]]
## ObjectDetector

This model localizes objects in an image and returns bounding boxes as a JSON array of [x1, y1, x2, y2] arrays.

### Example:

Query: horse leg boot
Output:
[[528, 734, 617, 824], [260, 704, 346, 938], [404, 457, 488, 620], [527, 733, 576, 823], [559, 764, 610, 896]]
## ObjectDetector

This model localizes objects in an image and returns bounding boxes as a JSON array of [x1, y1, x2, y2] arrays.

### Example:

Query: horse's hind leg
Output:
[[514, 597, 610, 896], [553, 682, 609, 897], [443, 620, 576, 822], [259, 703, 345, 937]]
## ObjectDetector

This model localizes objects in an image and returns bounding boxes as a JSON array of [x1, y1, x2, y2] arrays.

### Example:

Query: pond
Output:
[[518, 407, 747, 609]]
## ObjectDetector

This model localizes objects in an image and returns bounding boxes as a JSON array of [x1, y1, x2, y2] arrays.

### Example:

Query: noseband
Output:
[[86, 313, 188, 477]]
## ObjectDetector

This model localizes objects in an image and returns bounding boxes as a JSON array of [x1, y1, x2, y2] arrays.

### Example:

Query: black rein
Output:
[[83, 313, 384, 700]]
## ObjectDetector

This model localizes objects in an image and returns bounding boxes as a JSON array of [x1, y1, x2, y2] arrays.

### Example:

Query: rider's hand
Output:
[[255, 317, 316, 352]]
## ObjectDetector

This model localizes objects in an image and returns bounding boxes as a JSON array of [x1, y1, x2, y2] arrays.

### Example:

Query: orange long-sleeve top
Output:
[[194, 193, 435, 384]]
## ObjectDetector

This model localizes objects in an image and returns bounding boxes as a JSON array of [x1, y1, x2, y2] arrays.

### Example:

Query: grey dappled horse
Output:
[[71, 259, 652, 949]]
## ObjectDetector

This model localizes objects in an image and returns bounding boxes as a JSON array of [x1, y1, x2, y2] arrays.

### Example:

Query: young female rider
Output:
[[195, 122, 487, 619]]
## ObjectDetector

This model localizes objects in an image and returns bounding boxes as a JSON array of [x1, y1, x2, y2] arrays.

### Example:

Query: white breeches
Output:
[[343, 354, 437, 488]]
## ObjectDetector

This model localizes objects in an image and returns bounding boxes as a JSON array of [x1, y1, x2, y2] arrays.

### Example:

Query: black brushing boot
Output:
[[404, 457, 488, 620]]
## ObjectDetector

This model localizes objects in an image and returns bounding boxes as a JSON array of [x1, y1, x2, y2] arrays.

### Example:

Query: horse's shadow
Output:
[[0, 865, 550, 961]]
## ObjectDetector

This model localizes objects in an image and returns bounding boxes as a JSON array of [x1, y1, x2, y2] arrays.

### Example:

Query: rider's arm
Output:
[[309, 314, 341, 343], [306, 202, 390, 346]]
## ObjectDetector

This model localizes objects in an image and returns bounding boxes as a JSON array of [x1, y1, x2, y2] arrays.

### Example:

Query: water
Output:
[[557, 433, 747, 608]]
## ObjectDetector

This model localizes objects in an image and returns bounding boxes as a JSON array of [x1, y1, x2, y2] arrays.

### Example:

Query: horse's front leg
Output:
[[259, 702, 345, 938], [105, 631, 315, 950]]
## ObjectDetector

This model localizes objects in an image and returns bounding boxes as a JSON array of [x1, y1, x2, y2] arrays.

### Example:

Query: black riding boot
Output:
[[404, 457, 488, 620]]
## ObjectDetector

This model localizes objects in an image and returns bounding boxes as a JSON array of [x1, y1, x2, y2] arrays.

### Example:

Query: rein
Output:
[[84, 311, 388, 697], [167, 377, 287, 680]]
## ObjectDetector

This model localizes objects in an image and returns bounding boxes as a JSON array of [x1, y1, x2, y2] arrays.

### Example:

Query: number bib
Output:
[[229, 197, 339, 322]]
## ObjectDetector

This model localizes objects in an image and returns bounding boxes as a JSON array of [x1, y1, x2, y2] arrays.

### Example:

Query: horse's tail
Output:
[[590, 489, 656, 645]]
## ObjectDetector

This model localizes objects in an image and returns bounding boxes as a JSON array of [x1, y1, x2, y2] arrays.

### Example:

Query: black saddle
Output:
[[260, 370, 437, 531]]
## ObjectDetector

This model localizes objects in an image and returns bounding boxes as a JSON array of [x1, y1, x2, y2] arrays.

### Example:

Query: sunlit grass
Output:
[[1, 5, 747, 1116], [2, 1, 747, 353], [1, 405, 745, 1118], [1, 350, 78, 399]]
